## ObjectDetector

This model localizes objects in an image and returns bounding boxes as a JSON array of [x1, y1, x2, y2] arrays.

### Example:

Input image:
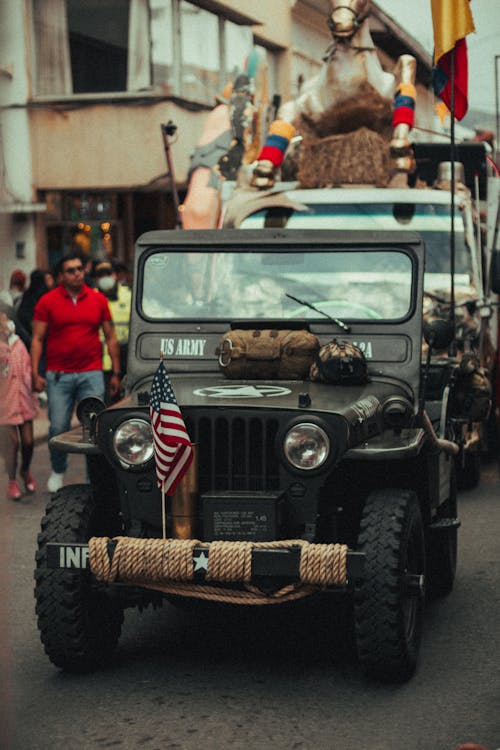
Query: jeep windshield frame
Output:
[[127, 229, 424, 391], [140, 239, 415, 323]]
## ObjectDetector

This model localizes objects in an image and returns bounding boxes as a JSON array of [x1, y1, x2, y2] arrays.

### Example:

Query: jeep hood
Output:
[[119, 373, 413, 417]]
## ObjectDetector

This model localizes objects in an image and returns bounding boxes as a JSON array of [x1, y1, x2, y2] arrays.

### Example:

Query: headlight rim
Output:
[[282, 420, 331, 473], [112, 416, 155, 469]]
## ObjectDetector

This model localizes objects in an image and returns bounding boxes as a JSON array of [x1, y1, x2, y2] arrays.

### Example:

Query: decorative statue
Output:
[[181, 53, 267, 230], [181, 0, 418, 227], [252, 0, 417, 189]]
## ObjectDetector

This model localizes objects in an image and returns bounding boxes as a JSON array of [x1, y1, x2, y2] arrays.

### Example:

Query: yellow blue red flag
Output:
[[431, 0, 475, 121]]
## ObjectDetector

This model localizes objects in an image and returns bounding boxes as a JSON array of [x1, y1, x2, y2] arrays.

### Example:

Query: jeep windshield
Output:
[[141, 247, 413, 321]]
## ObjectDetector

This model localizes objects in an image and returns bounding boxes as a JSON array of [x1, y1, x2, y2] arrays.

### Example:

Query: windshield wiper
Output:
[[285, 293, 351, 333]]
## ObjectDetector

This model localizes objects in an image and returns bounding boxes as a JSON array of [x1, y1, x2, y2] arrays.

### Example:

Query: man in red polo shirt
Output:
[[31, 252, 121, 492]]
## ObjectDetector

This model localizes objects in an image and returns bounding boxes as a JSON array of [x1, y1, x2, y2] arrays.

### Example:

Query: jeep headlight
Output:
[[113, 419, 154, 466], [284, 423, 329, 470]]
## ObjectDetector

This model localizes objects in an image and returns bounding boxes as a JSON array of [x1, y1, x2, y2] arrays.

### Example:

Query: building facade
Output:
[[0, 0, 433, 285]]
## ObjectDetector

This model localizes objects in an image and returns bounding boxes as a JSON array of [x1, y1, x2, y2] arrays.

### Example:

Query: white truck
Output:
[[218, 141, 499, 489]]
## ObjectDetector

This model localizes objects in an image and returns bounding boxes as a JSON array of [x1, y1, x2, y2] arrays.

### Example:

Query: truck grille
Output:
[[185, 412, 280, 493]]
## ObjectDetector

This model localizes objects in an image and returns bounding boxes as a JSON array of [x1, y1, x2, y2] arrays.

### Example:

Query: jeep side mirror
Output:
[[76, 396, 106, 442], [489, 251, 500, 294], [423, 318, 455, 351]]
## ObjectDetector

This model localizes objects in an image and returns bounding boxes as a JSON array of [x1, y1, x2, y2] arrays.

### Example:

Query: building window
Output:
[[151, 0, 174, 93], [67, 0, 130, 93], [33, 0, 257, 104], [151, 0, 254, 105], [33, 0, 150, 95], [180, 3, 220, 101], [224, 19, 255, 87]]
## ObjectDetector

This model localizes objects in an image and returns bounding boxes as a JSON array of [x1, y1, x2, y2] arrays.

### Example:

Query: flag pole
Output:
[[161, 483, 167, 539], [449, 46, 457, 355], [159, 350, 166, 538]]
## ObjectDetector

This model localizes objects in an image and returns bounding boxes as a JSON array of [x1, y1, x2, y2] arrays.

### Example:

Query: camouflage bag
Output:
[[309, 339, 368, 385], [217, 328, 321, 380]]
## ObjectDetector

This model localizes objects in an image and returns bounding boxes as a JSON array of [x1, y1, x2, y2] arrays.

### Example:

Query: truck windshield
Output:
[[141, 247, 413, 321], [240, 202, 471, 279]]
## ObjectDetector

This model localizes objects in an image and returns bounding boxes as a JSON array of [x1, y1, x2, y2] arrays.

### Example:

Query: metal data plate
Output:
[[202, 491, 283, 542]]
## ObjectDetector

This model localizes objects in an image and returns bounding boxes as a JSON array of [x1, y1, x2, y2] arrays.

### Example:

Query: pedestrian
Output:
[[44, 269, 56, 291], [93, 260, 131, 403], [30, 252, 121, 493], [9, 269, 27, 307], [0, 300, 38, 500], [17, 269, 53, 341], [0, 271, 31, 352], [113, 261, 132, 288], [17, 268, 54, 380]]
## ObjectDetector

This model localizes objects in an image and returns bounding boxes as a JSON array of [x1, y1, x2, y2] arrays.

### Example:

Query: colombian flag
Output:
[[431, 0, 475, 121]]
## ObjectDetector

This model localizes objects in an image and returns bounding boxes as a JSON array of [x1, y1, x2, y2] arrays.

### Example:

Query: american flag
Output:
[[149, 360, 193, 494]]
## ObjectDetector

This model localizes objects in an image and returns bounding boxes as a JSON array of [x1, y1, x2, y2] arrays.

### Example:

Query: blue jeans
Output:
[[46, 370, 104, 474]]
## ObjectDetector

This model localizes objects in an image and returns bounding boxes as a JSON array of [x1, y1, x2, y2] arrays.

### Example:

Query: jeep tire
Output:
[[354, 489, 425, 682], [35, 485, 123, 672]]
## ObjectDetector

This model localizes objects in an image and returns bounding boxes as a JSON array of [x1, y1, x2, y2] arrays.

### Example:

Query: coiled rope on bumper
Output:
[[89, 536, 348, 605]]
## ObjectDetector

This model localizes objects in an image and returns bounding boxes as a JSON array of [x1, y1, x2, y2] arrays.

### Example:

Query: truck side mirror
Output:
[[489, 251, 500, 294]]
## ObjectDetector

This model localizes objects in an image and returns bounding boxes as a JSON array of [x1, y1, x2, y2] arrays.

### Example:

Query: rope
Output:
[[88, 536, 348, 605]]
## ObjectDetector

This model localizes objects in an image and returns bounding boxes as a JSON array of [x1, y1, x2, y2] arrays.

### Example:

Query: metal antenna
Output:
[[161, 121, 182, 229]]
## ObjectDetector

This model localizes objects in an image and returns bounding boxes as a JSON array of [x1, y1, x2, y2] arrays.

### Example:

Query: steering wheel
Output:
[[289, 299, 382, 320]]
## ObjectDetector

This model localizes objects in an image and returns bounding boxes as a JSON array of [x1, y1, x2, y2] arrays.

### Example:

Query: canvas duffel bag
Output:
[[216, 328, 321, 380]]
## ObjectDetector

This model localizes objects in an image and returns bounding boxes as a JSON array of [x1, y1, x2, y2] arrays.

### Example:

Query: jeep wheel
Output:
[[427, 465, 457, 597], [35, 484, 123, 672], [354, 489, 425, 682]]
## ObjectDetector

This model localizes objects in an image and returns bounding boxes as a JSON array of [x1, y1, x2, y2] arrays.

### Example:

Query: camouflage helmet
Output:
[[310, 339, 368, 384]]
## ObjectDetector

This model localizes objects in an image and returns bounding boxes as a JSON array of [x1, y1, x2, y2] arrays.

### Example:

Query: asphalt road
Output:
[[1, 437, 499, 750]]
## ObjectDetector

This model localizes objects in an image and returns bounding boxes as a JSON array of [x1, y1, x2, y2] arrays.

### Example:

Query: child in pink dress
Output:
[[0, 301, 39, 500]]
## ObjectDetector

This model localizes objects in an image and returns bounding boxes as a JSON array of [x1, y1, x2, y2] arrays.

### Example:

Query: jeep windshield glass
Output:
[[141, 248, 413, 321]]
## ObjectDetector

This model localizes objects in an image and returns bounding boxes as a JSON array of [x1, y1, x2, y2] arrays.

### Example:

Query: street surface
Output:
[[0, 429, 499, 750]]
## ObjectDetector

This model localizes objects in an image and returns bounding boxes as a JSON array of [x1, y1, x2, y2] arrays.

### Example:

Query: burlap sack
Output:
[[216, 329, 321, 379]]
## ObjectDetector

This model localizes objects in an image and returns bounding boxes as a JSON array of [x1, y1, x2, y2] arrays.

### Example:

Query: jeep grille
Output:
[[185, 412, 280, 493]]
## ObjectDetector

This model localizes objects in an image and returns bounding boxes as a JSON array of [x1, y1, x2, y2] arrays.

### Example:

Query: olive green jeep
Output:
[[35, 229, 464, 682]]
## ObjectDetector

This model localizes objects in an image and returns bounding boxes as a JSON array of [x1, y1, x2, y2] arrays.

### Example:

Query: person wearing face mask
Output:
[[94, 261, 131, 404], [0, 301, 39, 500]]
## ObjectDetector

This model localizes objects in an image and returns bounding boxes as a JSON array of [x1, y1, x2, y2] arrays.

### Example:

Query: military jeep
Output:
[[35, 229, 461, 682]]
